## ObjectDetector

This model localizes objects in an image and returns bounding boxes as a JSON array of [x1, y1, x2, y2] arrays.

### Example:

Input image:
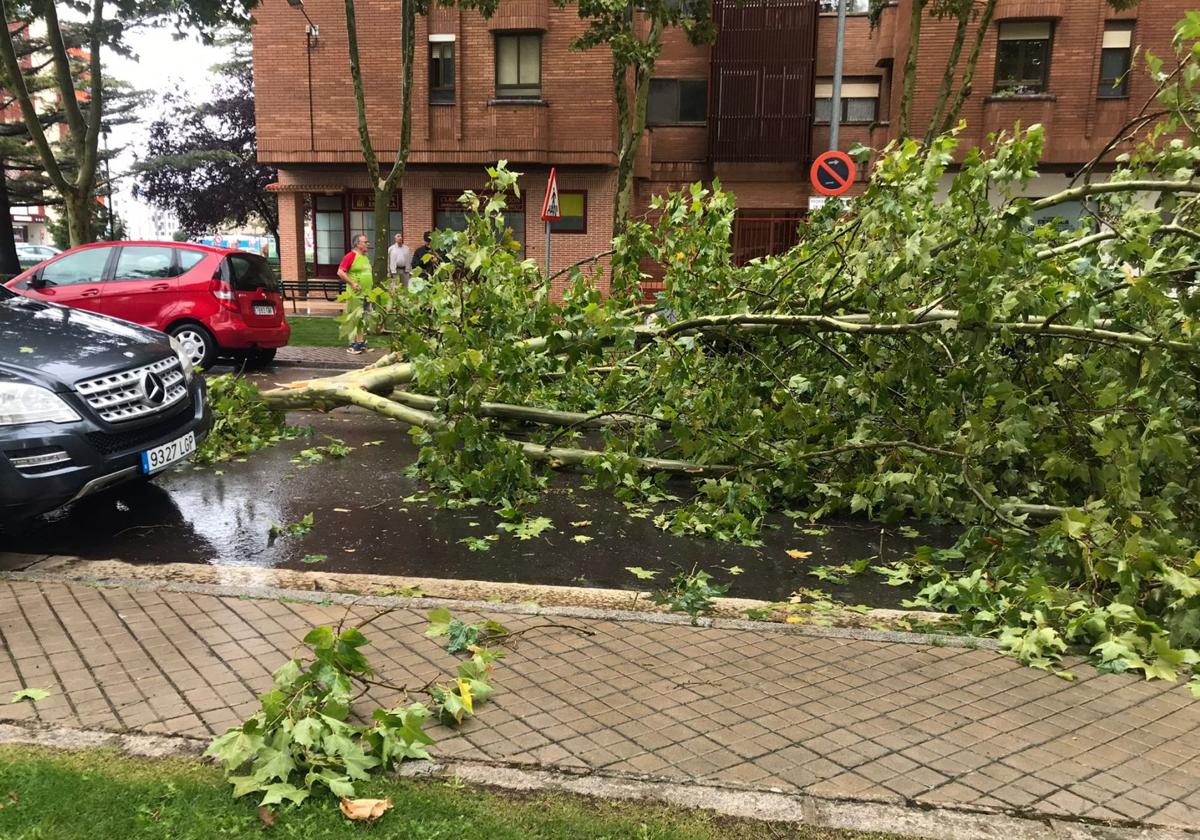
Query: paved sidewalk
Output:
[[274, 344, 385, 369], [1, 575, 1199, 832]]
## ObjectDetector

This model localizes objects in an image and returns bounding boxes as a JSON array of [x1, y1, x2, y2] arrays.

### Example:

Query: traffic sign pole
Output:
[[540, 168, 562, 287], [830, 0, 847, 151]]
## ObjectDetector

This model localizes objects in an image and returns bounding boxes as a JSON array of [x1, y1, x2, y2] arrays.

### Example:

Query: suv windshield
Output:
[[225, 254, 278, 293]]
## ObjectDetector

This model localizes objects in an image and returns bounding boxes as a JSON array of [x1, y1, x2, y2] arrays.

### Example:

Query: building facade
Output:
[[252, 0, 1189, 289]]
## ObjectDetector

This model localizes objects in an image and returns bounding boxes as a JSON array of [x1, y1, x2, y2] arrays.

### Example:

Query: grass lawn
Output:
[[0, 745, 915, 840], [286, 316, 344, 347]]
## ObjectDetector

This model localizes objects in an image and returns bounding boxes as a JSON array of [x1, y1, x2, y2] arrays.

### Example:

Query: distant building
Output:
[[251, 0, 1188, 290]]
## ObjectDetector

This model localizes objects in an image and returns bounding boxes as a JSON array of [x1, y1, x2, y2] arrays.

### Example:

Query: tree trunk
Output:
[[896, 0, 925, 139], [64, 191, 92, 247], [612, 18, 663, 233], [923, 3, 970, 146], [373, 186, 391, 282], [0, 159, 20, 275], [939, 0, 998, 135]]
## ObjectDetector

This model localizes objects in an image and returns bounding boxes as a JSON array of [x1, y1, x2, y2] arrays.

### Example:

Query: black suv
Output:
[[0, 283, 211, 525]]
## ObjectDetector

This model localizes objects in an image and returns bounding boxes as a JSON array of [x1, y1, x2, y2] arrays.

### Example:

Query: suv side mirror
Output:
[[28, 272, 46, 290]]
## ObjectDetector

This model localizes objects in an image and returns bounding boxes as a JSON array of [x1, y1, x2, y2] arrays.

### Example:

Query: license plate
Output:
[[140, 431, 196, 474], [253, 303, 275, 315]]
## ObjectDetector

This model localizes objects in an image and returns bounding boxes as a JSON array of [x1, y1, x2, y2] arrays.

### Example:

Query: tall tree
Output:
[[341, 0, 496, 283], [0, 0, 258, 248], [135, 35, 279, 254], [562, 0, 715, 230]]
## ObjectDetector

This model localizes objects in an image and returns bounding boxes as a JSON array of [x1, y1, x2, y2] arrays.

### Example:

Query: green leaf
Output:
[[9, 688, 49, 703], [426, 607, 452, 637], [300, 554, 327, 564], [258, 783, 310, 807], [625, 566, 659, 580]]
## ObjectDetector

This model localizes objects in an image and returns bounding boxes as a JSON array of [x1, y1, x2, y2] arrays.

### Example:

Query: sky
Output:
[[105, 25, 234, 238]]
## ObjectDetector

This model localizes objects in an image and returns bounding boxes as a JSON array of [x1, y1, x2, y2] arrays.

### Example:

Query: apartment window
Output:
[[550, 191, 587, 234], [647, 79, 707, 126], [430, 39, 455, 104], [1098, 21, 1133, 98], [495, 33, 541, 99], [995, 21, 1052, 94], [818, 0, 869, 13], [813, 80, 880, 124]]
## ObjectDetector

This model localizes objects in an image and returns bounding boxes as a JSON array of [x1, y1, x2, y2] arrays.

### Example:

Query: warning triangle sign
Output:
[[541, 168, 561, 222]]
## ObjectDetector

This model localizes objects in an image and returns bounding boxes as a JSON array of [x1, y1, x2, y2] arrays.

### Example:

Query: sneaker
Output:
[[346, 345, 364, 355]]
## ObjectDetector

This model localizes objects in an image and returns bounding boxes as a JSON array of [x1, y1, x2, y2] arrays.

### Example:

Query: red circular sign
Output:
[[810, 150, 857, 197]]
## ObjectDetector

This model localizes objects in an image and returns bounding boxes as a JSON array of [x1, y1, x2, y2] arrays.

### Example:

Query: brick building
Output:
[[252, 0, 1188, 288]]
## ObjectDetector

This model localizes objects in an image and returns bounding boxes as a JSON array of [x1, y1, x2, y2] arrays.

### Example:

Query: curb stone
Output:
[[0, 721, 1191, 840], [0, 562, 998, 651]]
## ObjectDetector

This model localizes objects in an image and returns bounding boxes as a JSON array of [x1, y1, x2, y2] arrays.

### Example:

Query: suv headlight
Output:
[[169, 336, 195, 384], [0, 383, 80, 426]]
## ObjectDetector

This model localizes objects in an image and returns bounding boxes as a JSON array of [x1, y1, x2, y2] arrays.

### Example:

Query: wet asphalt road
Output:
[[4, 368, 951, 605]]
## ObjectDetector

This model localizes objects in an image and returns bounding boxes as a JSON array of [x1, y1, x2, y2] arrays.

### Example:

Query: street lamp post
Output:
[[101, 122, 114, 240]]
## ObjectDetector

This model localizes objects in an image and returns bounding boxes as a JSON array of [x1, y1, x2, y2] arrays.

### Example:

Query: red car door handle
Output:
[[80, 288, 100, 297], [150, 283, 170, 291]]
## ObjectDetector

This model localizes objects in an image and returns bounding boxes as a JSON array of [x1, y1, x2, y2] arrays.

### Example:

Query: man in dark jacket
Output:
[[412, 231, 438, 274]]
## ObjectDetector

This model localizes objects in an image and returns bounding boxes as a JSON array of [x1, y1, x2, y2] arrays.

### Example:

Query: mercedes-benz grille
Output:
[[75, 357, 188, 423]]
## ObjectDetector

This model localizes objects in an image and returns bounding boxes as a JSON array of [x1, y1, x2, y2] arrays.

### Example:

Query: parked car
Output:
[[15, 243, 61, 266], [5, 241, 290, 369], [0, 283, 211, 525]]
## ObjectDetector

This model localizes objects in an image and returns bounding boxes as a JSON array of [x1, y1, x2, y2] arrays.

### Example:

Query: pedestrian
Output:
[[337, 234, 373, 355], [387, 232, 412, 289], [412, 231, 438, 273]]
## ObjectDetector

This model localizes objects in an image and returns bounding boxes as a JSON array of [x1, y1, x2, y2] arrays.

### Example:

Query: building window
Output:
[[550, 191, 587, 234], [495, 33, 541, 99], [430, 40, 455, 104], [313, 195, 346, 268], [647, 79, 708, 126], [1098, 21, 1133, 98], [995, 21, 1053, 94], [813, 80, 880, 124], [347, 192, 402, 255], [434, 190, 526, 255], [818, 0, 869, 13]]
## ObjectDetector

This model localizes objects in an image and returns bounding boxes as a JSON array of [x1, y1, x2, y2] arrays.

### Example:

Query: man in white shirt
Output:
[[387, 233, 412, 289]]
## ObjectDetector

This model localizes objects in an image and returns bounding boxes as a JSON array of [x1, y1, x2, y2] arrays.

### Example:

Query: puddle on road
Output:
[[5, 376, 957, 606]]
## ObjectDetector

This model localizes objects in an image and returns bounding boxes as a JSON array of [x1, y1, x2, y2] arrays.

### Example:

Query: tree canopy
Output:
[[263, 16, 1200, 689], [134, 34, 277, 251]]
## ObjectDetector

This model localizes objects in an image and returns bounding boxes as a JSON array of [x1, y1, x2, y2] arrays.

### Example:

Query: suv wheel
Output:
[[169, 323, 217, 370]]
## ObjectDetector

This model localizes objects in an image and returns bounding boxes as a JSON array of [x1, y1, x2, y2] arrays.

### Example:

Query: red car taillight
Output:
[[209, 274, 239, 312]]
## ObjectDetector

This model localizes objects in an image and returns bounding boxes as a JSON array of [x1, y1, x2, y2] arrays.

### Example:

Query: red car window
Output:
[[40, 247, 112, 287], [114, 246, 173, 280]]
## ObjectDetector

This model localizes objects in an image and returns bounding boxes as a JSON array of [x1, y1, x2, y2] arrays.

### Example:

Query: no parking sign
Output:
[[810, 150, 857, 197]]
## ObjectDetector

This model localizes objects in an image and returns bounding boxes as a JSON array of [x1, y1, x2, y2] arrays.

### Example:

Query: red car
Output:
[[6, 241, 290, 369]]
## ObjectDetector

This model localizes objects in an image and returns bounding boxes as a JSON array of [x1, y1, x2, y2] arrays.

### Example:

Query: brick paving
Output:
[[1, 577, 1199, 830], [275, 344, 385, 369]]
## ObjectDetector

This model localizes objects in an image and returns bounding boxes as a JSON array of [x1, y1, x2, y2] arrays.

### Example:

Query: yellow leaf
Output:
[[340, 797, 393, 821], [786, 549, 812, 560], [785, 615, 805, 624], [455, 677, 474, 716], [570, 520, 592, 527]]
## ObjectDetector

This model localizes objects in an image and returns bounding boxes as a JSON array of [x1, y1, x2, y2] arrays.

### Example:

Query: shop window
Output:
[[550, 191, 586, 234], [1098, 21, 1133, 98], [434, 190, 526, 255], [313, 195, 345, 266], [995, 21, 1052, 94], [348, 192, 402, 255]]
